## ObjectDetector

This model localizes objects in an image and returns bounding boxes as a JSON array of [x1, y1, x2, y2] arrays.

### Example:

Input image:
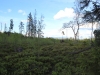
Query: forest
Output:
[[0, 0, 100, 75]]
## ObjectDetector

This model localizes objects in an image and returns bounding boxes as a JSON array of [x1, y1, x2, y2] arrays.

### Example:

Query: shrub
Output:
[[94, 29, 100, 46]]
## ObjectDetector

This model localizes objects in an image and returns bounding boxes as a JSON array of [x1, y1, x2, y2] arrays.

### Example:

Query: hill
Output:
[[0, 32, 100, 75]]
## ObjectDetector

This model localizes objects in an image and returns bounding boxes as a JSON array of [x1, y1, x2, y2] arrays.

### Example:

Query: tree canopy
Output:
[[77, 0, 100, 22]]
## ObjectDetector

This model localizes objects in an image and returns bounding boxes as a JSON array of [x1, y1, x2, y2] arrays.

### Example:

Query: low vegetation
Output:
[[0, 32, 100, 75]]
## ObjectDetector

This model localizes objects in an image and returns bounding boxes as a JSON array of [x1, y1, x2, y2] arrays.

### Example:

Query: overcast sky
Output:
[[0, 0, 97, 39]]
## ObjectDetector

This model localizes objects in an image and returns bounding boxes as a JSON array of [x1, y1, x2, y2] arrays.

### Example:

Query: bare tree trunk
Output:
[[71, 21, 80, 40], [91, 21, 94, 46]]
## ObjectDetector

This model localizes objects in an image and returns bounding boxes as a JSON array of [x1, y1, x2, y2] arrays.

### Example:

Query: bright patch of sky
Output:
[[0, 0, 97, 39]]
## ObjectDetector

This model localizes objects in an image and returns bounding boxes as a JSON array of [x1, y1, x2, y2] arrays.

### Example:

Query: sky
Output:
[[0, 0, 97, 39]]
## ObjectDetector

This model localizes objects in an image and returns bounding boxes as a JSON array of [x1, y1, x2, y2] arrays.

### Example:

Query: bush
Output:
[[94, 29, 100, 46]]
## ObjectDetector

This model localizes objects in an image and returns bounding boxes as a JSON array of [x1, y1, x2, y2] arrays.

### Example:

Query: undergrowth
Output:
[[0, 32, 100, 75]]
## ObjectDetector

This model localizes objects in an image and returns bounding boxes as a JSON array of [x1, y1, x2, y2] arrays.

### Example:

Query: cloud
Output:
[[51, 0, 75, 3], [18, 10, 26, 15], [22, 12, 26, 15], [21, 20, 27, 23], [79, 29, 92, 39], [0, 9, 11, 13], [54, 8, 75, 20], [8, 9, 12, 12], [43, 24, 96, 39], [18, 10, 23, 13], [43, 28, 73, 39], [43, 29, 62, 38], [62, 23, 98, 39], [60, 27, 93, 39], [80, 23, 97, 29]]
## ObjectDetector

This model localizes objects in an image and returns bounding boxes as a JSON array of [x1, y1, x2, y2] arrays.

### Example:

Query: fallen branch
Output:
[[69, 46, 92, 55]]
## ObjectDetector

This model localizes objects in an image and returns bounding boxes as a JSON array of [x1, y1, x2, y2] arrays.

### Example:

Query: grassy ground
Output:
[[0, 32, 100, 75]]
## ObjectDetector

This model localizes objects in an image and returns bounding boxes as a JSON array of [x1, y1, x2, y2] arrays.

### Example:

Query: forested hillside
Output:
[[0, 32, 100, 75]]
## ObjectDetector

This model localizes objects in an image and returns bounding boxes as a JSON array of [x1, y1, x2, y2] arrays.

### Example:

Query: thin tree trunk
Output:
[[71, 21, 79, 40], [91, 20, 94, 42]]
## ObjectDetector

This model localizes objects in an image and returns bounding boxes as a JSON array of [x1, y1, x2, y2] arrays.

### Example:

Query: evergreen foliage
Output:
[[19, 21, 24, 34], [9, 19, 14, 32], [26, 10, 44, 37]]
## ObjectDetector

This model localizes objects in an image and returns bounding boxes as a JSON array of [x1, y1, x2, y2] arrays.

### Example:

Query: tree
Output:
[[26, 10, 45, 38], [1, 23, 2, 32], [76, 0, 100, 42], [26, 10, 38, 37], [33, 9, 37, 37], [19, 21, 24, 34], [63, 21, 80, 40], [27, 12, 34, 37], [62, 1, 83, 40], [76, 0, 100, 23], [9, 19, 14, 32], [94, 29, 100, 46], [4, 23, 7, 32], [37, 15, 45, 38]]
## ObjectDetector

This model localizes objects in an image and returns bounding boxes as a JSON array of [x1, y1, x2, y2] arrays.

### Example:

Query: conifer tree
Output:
[[19, 21, 24, 34], [26, 10, 45, 37], [37, 15, 45, 38], [9, 19, 14, 32], [27, 12, 34, 37], [33, 9, 37, 37], [4, 23, 7, 32]]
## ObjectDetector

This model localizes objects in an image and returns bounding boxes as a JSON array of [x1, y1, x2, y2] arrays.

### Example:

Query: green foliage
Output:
[[94, 29, 100, 46], [0, 32, 100, 75], [78, 0, 100, 22], [27, 10, 45, 37], [9, 19, 14, 32]]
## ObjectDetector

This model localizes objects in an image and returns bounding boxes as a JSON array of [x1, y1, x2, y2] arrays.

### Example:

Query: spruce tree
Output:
[[9, 19, 14, 32], [19, 21, 24, 34], [27, 12, 34, 37]]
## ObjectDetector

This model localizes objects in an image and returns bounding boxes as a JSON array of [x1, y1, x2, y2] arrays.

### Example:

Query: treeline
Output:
[[1, 9, 45, 38]]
